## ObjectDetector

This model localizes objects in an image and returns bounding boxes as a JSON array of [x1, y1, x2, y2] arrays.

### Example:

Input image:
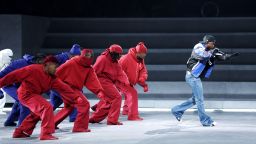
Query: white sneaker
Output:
[[211, 121, 217, 127], [177, 117, 183, 123]]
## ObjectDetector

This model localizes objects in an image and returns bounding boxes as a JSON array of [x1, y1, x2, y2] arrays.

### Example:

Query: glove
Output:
[[97, 91, 105, 99], [143, 84, 148, 92], [217, 52, 240, 61], [212, 48, 220, 56]]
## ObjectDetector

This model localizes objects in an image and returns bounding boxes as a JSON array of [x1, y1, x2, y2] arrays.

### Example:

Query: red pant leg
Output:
[[17, 113, 39, 135], [17, 92, 54, 137], [122, 92, 129, 115], [54, 89, 90, 131], [90, 98, 111, 122], [118, 85, 140, 118], [90, 81, 121, 123], [73, 90, 90, 132], [54, 104, 74, 127], [126, 86, 139, 118]]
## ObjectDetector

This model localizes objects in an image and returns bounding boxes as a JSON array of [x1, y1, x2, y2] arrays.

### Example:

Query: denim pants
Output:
[[171, 72, 214, 126]]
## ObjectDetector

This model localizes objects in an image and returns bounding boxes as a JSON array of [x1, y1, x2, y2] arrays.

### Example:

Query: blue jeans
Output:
[[50, 90, 77, 122], [3, 86, 30, 126], [171, 72, 214, 126]]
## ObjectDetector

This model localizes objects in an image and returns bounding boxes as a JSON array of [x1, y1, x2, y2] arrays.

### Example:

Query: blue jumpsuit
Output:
[[2, 54, 34, 126]]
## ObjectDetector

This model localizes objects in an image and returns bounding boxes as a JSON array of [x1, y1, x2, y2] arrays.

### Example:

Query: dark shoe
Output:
[[69, 119, 75, 122], [91, 105, 97, 111], [4, 121, 17, 127]]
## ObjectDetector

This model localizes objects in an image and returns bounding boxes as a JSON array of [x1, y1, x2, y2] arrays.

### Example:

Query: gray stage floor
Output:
[[0, 110, 256, 144]]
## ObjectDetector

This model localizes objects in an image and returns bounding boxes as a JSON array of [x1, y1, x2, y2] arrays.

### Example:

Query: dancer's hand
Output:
[[97, 91, 105, 99], [143, 84, 148, 92]]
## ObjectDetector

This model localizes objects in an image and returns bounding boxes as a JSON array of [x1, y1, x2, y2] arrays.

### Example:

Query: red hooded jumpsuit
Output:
[[118, 43, 148, 120], [0, 63, 77, 140], [89, 45, 129, 125], [54, 49, 103, 132]]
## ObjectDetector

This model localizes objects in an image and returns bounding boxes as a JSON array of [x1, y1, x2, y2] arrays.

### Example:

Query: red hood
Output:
[[128, 48, 144, 63], [74, 49, 94, 67], [74, 56, 93, 67], [101, 48, 116, 62]]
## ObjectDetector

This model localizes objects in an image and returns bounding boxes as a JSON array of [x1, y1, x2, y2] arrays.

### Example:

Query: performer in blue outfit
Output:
[[50, 44, 81, 122], [171, 35, 239, 127], [3, 54, 45, 126]]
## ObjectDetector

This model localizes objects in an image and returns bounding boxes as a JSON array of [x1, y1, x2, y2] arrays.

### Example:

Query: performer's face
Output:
[[137, 53, 146, 60], [45, 62, 58, 75], [84, 52, 93, 58], [206, 42, 215, 49]]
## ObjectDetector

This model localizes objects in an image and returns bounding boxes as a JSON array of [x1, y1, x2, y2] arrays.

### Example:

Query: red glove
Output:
[[138, 80, 148, 92], [97, 91, 105, 99], [143, 84, 148, 92]]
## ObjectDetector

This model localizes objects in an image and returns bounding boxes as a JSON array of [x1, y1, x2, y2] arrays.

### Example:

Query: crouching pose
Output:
[[89, 44, 129, 125], [0, 56, 80, 140], [54, 49, 104, 132]]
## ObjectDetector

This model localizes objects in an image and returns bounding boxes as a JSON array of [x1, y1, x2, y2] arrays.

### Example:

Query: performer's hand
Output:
[[97, 91, 105, 99], [143, 84, 148, 92]]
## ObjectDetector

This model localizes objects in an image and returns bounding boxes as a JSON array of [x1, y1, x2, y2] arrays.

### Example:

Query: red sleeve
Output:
[[84, 68, 103, 95], [138, 62, 148, 83], [116, 62, 129, 85], [51, 78, 77, 105], [93, 56, 105, 75], [0, 67, 30, 88]]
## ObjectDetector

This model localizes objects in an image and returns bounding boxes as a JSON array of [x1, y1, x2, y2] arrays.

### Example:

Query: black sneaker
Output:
[[4, 122, 17, 127]]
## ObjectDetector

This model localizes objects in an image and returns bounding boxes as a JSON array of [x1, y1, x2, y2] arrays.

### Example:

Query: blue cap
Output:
[[70, 44, 81, 55]]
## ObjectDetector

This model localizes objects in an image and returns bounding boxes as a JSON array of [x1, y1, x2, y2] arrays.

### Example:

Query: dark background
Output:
[[0, 0, 255, 17]]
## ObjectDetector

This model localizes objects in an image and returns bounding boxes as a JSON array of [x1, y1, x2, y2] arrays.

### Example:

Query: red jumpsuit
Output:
[[90, 49, 129, 125], [0, 64, 77, 140], [118, 48, 148, 120], [54, 50, 103, 132]]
